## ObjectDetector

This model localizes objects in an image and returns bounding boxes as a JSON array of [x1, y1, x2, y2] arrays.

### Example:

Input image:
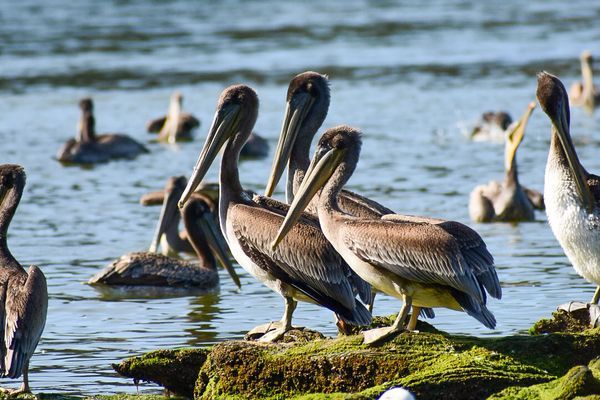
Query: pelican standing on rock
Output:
[[265, 72, 435, 317], [537, 72, 600, 326], [569, 51, 600, 111], [57, 98, 148, 164], [178, 85, 371, 341], [469, 102, 545, 222], [273, 126, 501, 344], [0, 165, 47, 394], [89, 176, 240, 288], [146, 92, 200, 143]]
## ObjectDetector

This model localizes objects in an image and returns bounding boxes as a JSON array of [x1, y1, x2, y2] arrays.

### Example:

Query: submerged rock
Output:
[[113, 313, 600, 400]]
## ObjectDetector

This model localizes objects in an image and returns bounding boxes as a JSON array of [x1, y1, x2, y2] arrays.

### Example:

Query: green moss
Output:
[[109, 312, 600, 400], [530, 309, 590, 335], [113, 348, 208, 398], [490, 358, 600, 399]]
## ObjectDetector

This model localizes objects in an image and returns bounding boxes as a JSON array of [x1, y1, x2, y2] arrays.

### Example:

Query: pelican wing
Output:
[[342, 218, 486, 302], [339, 188, 394, 218], [178, 113, 200, 131], [381, 214, 499, 299], [252, 194, 320, 226], [2, 267, 47, 378], [230, 203, 356, 310], [146, 116, 167, 133]]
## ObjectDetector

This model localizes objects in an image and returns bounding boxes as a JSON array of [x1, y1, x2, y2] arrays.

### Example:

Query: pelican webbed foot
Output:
[[245, 321, 284, 340], [257, 326, 292, 342], [0, 384, 30, 396], [557, 301, 600, 328], [363, 297, 412, 346]]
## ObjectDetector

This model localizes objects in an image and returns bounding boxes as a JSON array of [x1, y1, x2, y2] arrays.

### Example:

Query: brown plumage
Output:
[[273, 126, 500, 344], [0, 165, 48, 394], [146, 92, 200, 142], [178, 84, 371, 342], [89, 177, 240, 289], [57, 98, 148, 164]]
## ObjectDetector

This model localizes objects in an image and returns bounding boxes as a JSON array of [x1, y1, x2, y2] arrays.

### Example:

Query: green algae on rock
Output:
[[490, 357, 600, 399], [113, 348, 208, 398], [113, 316, 600, 400]]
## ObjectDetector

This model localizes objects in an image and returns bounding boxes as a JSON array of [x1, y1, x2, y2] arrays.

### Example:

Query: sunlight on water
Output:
[[1, 0, 599, 394]]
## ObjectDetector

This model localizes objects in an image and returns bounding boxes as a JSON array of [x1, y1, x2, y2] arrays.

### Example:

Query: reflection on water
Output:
[[1, 0, 600, 394]]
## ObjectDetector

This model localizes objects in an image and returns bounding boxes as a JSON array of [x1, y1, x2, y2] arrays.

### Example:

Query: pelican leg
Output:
[[363, 295, 412, 345], [258, 297, 297, 342], [0, 361, 31, 395], [591, 286, 600, 304], [406, 306, 421, 331], [367, 291, 376, 313]]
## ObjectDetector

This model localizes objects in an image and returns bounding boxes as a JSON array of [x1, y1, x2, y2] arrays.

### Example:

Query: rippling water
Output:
[[2, 0, 600, 394]]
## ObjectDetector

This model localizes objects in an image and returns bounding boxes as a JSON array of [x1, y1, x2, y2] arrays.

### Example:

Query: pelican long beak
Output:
[[149, 186, 180, 252], [265, 93, 315, 197], [197, 211, 241, 288], [505, 102, 535, 171], [271, 147, 344, 250], [553, 101, 594, 213], [179, 105, 241, 208]]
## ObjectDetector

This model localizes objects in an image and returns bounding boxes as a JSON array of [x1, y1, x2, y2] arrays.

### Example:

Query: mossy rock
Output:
[[490, 357, 600, 399], [113, 348, 208, 397], [530, 308, 591, 335], [113, 313, 600, 400]]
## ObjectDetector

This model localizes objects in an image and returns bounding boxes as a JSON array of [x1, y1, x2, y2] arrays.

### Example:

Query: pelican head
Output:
[[504, 102, 535, 172], [581, 50, 593, 63], [536, 71, 594, 212], [79, 98, 93, 112], [272, 126, 361, 249], [179, 85, 258, 208], [181, 196, 241, 288], [0, 165, 26, 234], [265, 72, 330, 197]]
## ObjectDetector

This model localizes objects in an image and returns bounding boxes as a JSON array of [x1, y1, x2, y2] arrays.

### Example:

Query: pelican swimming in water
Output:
[[537, 71, 600, 326], [469, 102, 545, 223], [57, 98, 148, 164], [178, 85, 371, 341], [470, 111, 514, 142], [273, 126, 501, 344], [264, 72, 434, 318], [146, 92, 201, 143], [139, 179, 228, 258], [569, 51, 600, 111], [89, 176, 240, 289], [0, 165, 48, 394]]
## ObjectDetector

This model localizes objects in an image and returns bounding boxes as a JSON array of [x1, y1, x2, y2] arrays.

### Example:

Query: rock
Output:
[[112, 348, 208, 398], [112, 314, 600, 400]]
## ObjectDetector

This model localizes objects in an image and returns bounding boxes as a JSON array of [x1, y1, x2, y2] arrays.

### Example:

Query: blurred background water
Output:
[[1, 0, 600, 394]]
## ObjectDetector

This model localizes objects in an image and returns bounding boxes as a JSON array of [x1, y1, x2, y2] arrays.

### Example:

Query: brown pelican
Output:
[[57, 98, 148, 164], [178, 85, 371, 341], [240, 132, 270, 159], [470, 111, 514, 142], [0, 165, 47, 394], [537, 71, 600, 324], [264, 71, 433, 318], [146, 92, 200, 143], [89, 176, 240, 288], [469, 102, 545, 222], [569, 51, 600, 111], [273, 126, 501, 344]]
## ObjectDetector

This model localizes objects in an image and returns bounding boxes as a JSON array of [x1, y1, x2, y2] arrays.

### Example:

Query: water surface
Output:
[[1, 0, 600, 394]]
